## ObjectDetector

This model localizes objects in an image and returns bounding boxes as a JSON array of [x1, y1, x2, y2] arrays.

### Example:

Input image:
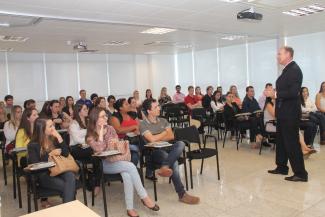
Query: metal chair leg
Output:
[[102, 178, 108, 217], [223, 131, 227, 148], [153, 172, 157, 201], [189, 160, 193, 189]]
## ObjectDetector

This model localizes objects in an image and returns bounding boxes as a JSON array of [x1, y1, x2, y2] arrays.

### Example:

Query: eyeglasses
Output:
[[99, 114, 108, 119]]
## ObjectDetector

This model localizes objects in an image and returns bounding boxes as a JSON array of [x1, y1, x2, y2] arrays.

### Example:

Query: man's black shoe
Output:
[[284, 175, 308, 182], [268, 169, 288, 175]]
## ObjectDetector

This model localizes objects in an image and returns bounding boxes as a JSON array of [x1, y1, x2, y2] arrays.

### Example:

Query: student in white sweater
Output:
[[210, 90, 225, 113], [301, 87, 325, 144], [69, 104, 101, 195]]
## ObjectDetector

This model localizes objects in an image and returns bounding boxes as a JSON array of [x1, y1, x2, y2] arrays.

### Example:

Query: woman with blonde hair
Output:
[[158, 87, 172, 105]]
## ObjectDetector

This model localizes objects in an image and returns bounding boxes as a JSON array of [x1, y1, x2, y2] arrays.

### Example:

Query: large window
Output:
[[219, 44, 247, 98], [177, 52, 193, 88], [79, 53, 108, 97], [248, 39, 278, 96], [287, 32, 325, 97], [46, 53, 78, 100], [108, 54, 136, 98], [7, 53, 46, 102], [195, 49, 218, 92]]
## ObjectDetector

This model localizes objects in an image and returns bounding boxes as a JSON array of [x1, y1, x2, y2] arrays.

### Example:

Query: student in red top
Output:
[[194, 86, 203, 102], [184, 86, 202, 112], [110, 98, 140, 165]]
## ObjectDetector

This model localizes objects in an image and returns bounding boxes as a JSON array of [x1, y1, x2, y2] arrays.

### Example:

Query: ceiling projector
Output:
[[237, 7, 263, 21]]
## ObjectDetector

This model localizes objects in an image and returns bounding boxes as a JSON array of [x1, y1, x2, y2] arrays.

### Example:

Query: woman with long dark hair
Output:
[[86, 108, 159, 217], [145, 89, 153, 100], [15, 108, 38, 166], [69, 104, 101, 195], [316, 81, 325, 113], [62, 96, 74, 119], [211, 91, 224, 112], [300, 87, 325, 145], [27, 118, 76, 203], [111, 98, 140, 165]]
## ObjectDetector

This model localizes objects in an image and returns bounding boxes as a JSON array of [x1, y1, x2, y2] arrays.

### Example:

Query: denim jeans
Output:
[[38, 171, 76, 203], [102, 160, 147, 210], [129, 144, 139, 166], [146, 141, 186, 198]]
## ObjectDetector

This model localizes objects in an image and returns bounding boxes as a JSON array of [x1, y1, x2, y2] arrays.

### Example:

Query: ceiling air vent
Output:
[[0, 35, 29, 42]]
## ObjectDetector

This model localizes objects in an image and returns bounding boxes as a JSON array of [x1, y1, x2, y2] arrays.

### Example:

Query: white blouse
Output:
[[301, 98, 317, 113], [3, 121, 18, 147], [211, 101, 224, 112], [69, 120, 87, 146]]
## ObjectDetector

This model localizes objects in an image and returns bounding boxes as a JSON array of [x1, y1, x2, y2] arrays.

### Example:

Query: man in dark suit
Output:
[[268, 46, 308, 182]]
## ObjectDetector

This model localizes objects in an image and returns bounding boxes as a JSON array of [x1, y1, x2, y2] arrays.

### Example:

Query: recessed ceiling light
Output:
[[141, 27, 176, 35], [144, 41, 176, 46], [103, 41, 130, 46], [144, 51, 159, 55], [0, 48, 13, 52], [283, 4, 325, 17], [220, 0, 255, 3], [0, 23, 10, 27], [0, 35, 29, 42], [221, 35, 246, 41], [176, 44, 193, 49]]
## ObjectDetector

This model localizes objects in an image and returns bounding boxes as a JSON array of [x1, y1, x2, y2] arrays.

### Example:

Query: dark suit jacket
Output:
[[275, 61, 303, 120]]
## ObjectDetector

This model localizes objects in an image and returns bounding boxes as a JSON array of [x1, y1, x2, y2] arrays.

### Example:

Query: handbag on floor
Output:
[[49, 154, 79, 176]]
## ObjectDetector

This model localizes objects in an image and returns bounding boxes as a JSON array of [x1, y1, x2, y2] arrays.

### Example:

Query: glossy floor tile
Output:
[[0, 136, 324, 217]]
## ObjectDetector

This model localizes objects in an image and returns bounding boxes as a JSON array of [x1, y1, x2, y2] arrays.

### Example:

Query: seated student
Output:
[[27, 118, 76, 203], [301, 87, 325, 145], [172, 85, 186, 104], [111, 98, 140, 165], [158, 87, 172, 105], [184, 86, 202, 112], [202, 86, 214, 110], [128, 97, 142, 120], [242, 86, 261, 113], [194, 86, 204, 102], [0, 105, 7, 131], [211, 91, 224, 113], [15, 108, 39, 167], [140, 99, 200, 205], [224, 92, 262, 147], [107, 95, 116, 116], [264, 96, 316, 156], [23, 99, 36, 110], [62, 96, 74, 120], [59, 97, 66, 113], [258, 83, 273, 109], [4, 95, 14, 119], [95, 97, 107, 110], [133, 90, 142, 108], [47, 100, 70, 130], [69, 104, 101, 195], [90, 93, 98, 108], [145, 89, 153, 100], [223, 92, 241, 141], [39, 101, 50, 118], [229, 85, 242, 108], [15, 108, 51, 208], [316, 81, 325, 113], [216, 86, 226, 102], [86, 108, 159, 217], [4, 105, 22, 150], [76, 89, 93, 108]]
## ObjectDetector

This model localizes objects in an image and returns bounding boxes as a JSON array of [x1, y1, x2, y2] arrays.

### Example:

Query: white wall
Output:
[[1, 31, 325, 106]]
